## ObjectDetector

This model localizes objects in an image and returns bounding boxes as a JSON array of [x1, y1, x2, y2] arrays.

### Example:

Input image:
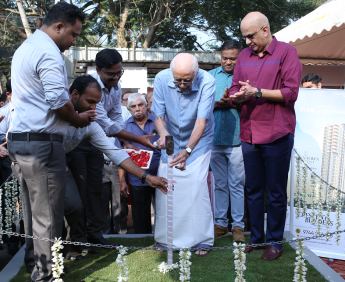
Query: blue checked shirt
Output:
[[209, 66, 241, 146], [152, 69, 215, 165]]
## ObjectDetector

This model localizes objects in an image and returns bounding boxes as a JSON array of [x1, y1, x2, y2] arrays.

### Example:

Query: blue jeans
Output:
[[242, 133, 294, 249], [210, 145, 245, 229]]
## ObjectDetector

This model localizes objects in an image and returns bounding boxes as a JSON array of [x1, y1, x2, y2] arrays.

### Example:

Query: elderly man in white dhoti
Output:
[[152, 53, 216, 255]]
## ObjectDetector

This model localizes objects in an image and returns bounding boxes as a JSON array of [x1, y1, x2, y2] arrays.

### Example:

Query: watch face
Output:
[[186, 147, 192, 154]]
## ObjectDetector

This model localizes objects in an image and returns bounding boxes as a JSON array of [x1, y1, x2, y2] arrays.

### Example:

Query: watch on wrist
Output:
[[185, 147, 192, 155], [141, 171, 150, 184], [255, 88, 262, 99]]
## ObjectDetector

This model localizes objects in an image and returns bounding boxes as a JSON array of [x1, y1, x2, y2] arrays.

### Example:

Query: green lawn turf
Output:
[[10, 235, 327, 282]]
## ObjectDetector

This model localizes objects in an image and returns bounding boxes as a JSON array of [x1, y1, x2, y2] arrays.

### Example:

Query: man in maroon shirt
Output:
[[226, 12, 302, 261]]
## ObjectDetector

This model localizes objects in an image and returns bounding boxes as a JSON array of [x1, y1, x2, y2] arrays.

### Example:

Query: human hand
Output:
[[145, 175, 168, 194], [138, 134, 158, 150], [169, 149, 189, 171], [72, 110, 98, 128], [239, 80, 256, 97], [0, 142, 8, 158], [156, 134, 168, 149], [123, 142, 140, 150], [119, 181, 129, 198], [0, 115, 5, 123]]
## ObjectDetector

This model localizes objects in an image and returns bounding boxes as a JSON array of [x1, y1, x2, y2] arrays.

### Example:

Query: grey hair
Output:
[[170, 54, 199, 75], [127, 93, 147, 109]]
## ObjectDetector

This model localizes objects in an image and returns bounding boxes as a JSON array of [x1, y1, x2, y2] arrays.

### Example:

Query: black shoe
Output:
[[88, 237, 118, 247], [26, 264, 35, 274], [65, 251, 84, 261], [76, 245, 101, 255]]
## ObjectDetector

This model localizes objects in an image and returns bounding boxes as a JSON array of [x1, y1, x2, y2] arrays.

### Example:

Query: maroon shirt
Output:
[[229, 37, 302, 144]]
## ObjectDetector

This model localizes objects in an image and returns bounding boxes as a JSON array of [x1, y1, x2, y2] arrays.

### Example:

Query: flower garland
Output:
[[158, 261, 178, 274], [295, 156, 302, 218], [233, 242, 246, 282], [11, 176, 19, 223], [51, 237, 64, 282], [301, 163, 308, 217], [316, 183, 324, 235], [335, 187, 342, 245], [325, 185, 333, 241], [116, 245, 129, 282], [309, 173, 317, 225], [179, 248, 192, 282], [293, 236, 307, 282]]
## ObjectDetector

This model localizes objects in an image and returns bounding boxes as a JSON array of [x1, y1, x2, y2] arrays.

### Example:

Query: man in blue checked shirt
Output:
[[209, 40, 246, 243]]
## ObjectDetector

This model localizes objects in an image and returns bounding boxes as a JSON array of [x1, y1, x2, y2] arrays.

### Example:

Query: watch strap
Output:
[[141, 171, 149, 184]]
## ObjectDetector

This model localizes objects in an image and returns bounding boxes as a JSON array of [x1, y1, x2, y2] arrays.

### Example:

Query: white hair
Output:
[[170, 54, 199, 75], [127, 93, 147, 109]]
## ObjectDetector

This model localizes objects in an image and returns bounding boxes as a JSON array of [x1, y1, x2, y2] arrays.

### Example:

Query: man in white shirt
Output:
[[68, 48, 157, 247], [7, 3, 96, 281]]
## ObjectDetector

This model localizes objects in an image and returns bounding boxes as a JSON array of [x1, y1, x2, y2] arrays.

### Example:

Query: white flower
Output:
[[116, 246, 129, 282], [51, 238, 64, 282], [233, 243, 246, 282]]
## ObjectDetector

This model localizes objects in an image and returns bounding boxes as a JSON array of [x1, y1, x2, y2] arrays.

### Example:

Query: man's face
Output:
[[221, 49, 239, 74], [57, 19, 82, 52], [96, 62, 123, 90], [147, 95, 153, 111], [128, 98, 148, 121], [172, 69, 196, 92], [241, 25, 267, 54], [71, 83, 102, 113], [302, 81, 321, 89], [121, 93, 131, 107]]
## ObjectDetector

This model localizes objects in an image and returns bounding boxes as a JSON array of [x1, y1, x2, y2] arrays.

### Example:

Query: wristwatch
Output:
[[255, 88, 262, 99], [185, 147, 192, 155], [141, 171, 150, 184]]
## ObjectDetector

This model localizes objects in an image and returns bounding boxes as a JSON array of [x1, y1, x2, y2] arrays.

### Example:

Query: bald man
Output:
[[225, 12, 302, 260], [152, 53, 216, 255]]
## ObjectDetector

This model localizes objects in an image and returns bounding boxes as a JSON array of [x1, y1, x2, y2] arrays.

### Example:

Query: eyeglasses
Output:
[[242, 26, 265, 40], [173, 77, 194, 87], [101, 68, 124, 79]]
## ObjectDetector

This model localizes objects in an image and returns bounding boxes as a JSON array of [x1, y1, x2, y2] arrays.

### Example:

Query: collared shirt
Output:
[[229, 36, 302, 144], [151, 69, 215, 165], [115, 113, 160, 186], [10, 30, 70, 135], [209, 66, 241, 146], [64, 123, 129, 166], [91, 72, 125, 136], [0, 100, 129, 166]]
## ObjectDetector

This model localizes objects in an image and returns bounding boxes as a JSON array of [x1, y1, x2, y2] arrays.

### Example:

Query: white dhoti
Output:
[[154, 150, 214, 249]]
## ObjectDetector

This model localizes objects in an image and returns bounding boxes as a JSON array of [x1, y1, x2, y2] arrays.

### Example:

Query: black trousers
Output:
[[130, 184, 155, 234], [66, 139, 104, 242]]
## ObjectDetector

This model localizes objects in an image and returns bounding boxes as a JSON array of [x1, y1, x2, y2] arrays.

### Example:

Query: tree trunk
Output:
[[16, 0, 32, 37], [116, 0, 131, 48], [143, 0, 169, 48], [0, 12, 27, 41]]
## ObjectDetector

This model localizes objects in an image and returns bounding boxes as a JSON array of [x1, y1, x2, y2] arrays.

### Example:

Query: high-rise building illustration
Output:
[[321, 123, 345, 201]]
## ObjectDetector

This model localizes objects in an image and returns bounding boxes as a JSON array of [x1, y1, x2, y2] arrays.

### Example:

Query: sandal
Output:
[[195, 249, 211, 256], [65, 251, 84, 261]]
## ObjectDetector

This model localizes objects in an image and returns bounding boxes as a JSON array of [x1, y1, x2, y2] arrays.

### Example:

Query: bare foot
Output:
[[195, 250, 209, 255]]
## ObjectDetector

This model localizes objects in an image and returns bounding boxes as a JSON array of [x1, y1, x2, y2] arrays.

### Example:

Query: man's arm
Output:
[[118, 168, 129, 198], [155, 116, 169, 149]]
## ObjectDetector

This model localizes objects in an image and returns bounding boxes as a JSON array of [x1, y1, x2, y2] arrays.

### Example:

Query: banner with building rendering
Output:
[[286, 88, 345, 259]]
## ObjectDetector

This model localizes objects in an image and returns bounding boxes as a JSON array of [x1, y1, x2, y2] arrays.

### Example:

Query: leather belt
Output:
[[8, 132, 63, 143]]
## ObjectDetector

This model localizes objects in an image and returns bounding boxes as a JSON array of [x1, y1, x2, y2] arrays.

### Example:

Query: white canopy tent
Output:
[[275, 0, 345, 65]]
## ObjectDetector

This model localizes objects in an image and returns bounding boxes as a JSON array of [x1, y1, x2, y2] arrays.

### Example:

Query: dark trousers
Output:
[[8, 140, 66, 282], [66, 139, 104, 242], [241, 133, 294, 249], [130, 184, 155, 234]]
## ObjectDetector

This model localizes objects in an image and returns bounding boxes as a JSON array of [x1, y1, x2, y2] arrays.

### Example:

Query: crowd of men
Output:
[[0, 1, 326, 281]]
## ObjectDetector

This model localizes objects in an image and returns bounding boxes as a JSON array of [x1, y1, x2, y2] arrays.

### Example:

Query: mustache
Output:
[[134, 111, 143, 116]]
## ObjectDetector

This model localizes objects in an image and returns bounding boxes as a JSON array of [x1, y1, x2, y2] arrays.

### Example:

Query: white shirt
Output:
[[0, 103, 129, 166], [121, 105, 132, 122], [91, 72, 125, 136], [10, 30, 70, 135], [0, 103, 12, 141], [63, 123, 129, 166]]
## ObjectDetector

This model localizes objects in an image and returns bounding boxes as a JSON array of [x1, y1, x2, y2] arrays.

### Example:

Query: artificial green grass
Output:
[[10, 235, 327, 282]]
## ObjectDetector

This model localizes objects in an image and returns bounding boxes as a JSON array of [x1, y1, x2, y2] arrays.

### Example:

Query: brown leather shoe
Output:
[[244, 242, 267, 253], [231, 226, 245, 242], [261, 246, 283, 260], [214, 224, 229, 238]]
